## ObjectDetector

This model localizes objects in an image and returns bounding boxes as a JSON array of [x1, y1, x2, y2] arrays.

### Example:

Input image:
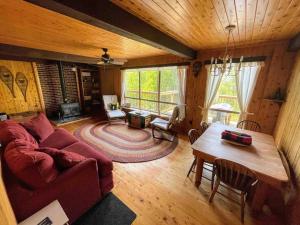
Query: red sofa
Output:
[[0, 118, 113, 224]]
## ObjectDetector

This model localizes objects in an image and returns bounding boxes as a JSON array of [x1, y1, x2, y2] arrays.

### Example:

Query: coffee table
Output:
[[127, 110, 151, 129]]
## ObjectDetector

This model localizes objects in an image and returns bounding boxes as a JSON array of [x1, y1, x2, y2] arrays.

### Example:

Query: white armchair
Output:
[[150, 106, 180, 142], [102, 95, 126, 124]]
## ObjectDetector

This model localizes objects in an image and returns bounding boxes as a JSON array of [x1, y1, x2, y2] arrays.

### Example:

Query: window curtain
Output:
[[235, 62, 263, 121], [120, 70, 126, 105], [177, 66, 187, 121], [202, 64, 225, 122]]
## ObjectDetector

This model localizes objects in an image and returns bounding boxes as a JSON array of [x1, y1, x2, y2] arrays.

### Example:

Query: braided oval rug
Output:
[[74, 121, 178, 163]]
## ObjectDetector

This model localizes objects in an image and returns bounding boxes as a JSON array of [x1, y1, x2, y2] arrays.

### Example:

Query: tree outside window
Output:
[[124, 67, 179, 115]]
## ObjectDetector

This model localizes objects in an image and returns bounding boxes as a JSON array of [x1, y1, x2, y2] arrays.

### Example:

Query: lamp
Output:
[[210, 25, 243, 76]]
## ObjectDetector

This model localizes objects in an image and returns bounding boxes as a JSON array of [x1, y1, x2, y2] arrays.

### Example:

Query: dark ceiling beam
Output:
[[288, 33, 300, 52], [25, 0, 196, 59], [0, 44, 99, 64]]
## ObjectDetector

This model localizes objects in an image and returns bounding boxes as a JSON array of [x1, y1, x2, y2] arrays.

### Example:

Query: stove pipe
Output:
[[57, 61, 67, 103]]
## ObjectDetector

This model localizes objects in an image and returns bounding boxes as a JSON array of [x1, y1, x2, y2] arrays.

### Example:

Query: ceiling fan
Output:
[[97, 48, 127, 66]]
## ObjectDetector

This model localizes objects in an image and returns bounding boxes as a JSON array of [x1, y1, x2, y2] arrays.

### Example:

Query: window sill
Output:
[[121, 107, 170, 120]]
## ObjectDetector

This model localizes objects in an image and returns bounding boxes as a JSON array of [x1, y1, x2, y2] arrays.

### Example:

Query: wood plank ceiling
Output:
[[111, 0, 300, 50], [0, 0, 167, 60]]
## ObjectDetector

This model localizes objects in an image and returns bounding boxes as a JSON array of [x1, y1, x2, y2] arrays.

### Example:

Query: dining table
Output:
[[191, 123, 288, 213]]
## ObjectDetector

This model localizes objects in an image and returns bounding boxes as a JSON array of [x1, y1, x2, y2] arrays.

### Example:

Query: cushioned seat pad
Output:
[[4, 142, 59, 189], [107, 110, 126, 119], [39, 128, 79, 149], [62, 142, 113, 177], [150, 118, 170, 130]]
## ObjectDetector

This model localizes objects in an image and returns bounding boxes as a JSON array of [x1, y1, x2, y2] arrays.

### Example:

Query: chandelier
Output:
[[210, 24, 243, 76]]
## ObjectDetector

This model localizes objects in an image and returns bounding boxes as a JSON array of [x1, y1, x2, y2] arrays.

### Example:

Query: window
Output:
[[123, 66, 181, 115], [208, 68, 240, 125], [207, 62, 262, 126]]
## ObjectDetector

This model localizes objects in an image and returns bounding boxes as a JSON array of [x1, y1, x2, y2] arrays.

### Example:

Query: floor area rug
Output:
[[74, 121, 178, 162], [74, 193, 136, 225]]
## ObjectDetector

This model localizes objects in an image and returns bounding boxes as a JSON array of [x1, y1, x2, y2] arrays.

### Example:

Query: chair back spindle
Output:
[[237, 120, 261, 132], [188, 129, 202, 144], [200, 121, 209, 133], [214, 159, 257, 191]]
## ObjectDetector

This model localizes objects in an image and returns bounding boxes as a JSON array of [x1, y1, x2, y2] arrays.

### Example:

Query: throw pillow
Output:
[[4, 145, 59, 189], [38, 147, 86, 169], [0, 120, 38, 147], [22, 113, 54, 143]]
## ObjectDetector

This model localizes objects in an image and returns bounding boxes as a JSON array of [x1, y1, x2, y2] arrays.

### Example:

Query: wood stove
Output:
[[59, 102, 81, 120]]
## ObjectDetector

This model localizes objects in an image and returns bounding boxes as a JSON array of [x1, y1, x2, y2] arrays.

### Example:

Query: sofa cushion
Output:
[[38, 147, 86, 169], [62, 142, 113, 177], [39, 128, 79, 149], [6, 139, 38, 151], [0, 120, 38, 147], [4, 143, 59, 189], [22, 113, 54, 142]]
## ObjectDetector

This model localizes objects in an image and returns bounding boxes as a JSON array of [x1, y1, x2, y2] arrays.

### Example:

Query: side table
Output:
[[18, 200, 69, 225], [128, 111, 151, 129]]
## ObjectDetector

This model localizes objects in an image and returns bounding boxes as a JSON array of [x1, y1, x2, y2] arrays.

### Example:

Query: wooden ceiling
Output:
[[0, 0, 167, 60], [111, 0, 300, 50]]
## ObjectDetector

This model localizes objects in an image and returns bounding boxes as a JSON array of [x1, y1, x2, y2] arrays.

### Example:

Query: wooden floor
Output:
[[62, 119, 283, 225]]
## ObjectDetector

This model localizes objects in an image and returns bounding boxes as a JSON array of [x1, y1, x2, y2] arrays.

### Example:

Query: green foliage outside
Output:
[[125, 66, 241, 124], [124, 67, 179, 115], [209, 70, 240, 125]]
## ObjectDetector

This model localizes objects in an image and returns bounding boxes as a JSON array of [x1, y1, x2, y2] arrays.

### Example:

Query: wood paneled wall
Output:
[[274, 51, 300, 180], [99, 67, 122, 98], [0, 60, 44, 114], [121, 41, 296, 134], [190, 41, 296, 134], [0, 158, 17, 225]]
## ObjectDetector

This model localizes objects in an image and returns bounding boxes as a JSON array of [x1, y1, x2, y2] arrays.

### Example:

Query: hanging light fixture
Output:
[[210, 24, 243, 76]]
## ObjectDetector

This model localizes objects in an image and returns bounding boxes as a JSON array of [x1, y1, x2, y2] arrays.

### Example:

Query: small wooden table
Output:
[[128, 110, 152, 129], [192, 123, 288, 212]]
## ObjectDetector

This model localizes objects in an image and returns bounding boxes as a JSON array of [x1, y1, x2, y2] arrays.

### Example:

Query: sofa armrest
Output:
[[14, 159, 102, 223]]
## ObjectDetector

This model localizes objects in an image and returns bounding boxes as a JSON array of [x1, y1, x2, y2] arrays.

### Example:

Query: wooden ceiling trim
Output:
[[187, 0, 225, 45], [115, 0, 226, 49], [211, 0, 236, 44], [112, 0, 300, 50], [271, 1, 300, 39], [26, 0, 196, 58], [0, 0, 167, 59], [0, 44, 99, 64], [234, 0, 246, 43], [281, 4, 300, 36], [127, 0, 197, 45], [121, 0, 201, 47], [155, 1, 205, 42], [171, 0, 225, 46], [264, 0, 293, 39], [251, 0, 268, 41]]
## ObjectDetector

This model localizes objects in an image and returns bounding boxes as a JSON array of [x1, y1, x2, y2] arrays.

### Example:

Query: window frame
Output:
[[124, 67, 178, 115]]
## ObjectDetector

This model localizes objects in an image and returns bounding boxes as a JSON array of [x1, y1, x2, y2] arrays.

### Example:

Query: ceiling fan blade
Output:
[[111, 58, 128, 65]]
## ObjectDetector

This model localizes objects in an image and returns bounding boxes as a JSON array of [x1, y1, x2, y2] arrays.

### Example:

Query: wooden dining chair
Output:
[[200, 121, 209, 133], [187, 122, 214, 189], [278, 150, 297, 203], [209, 159, 257, 223], [237, 120, 261, 132]]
